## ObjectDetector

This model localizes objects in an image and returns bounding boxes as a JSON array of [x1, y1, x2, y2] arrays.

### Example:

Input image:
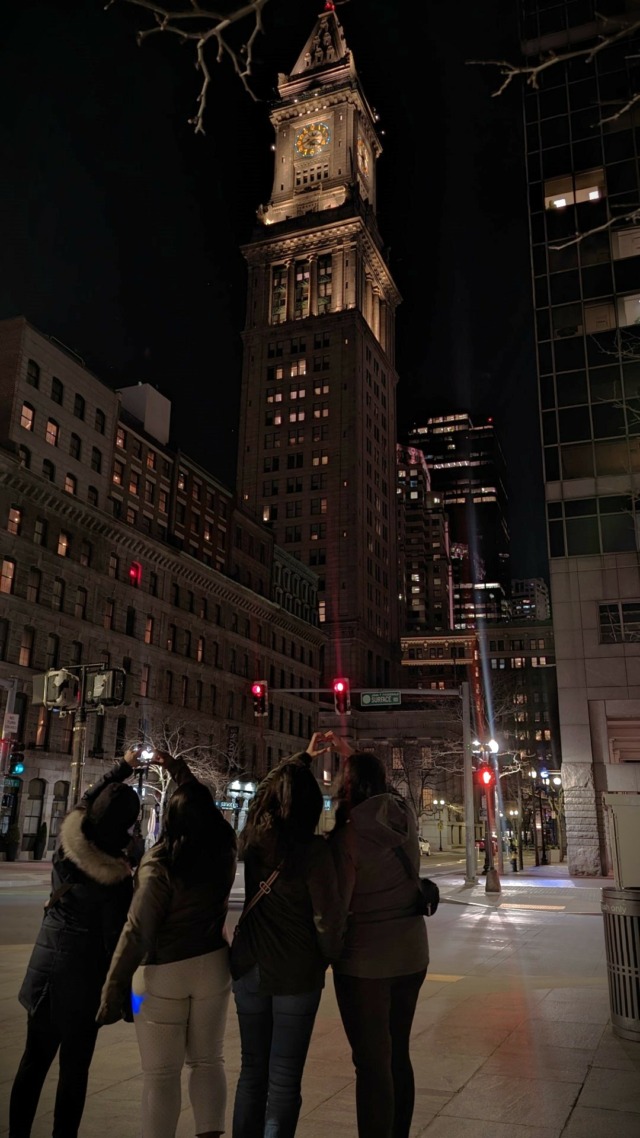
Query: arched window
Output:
[[17, 445, 30, 468], [50, 781, 70, 850], [23, 778, 45, 851]]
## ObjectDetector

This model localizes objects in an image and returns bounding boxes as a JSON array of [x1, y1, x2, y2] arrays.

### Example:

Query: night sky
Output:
[[0, 0, 546, 580]]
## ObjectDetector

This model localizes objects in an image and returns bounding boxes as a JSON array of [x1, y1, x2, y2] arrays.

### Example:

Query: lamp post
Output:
[[528, 767, 548, 866], [508, 808, 519, 872], [435, 798, 446, 851]]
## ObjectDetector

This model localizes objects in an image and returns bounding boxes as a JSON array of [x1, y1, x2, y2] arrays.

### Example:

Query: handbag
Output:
[[393, 845, 440, 917]]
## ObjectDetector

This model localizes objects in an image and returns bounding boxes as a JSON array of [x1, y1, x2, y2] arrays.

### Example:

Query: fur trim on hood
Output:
[[60, 810, 133, 886]]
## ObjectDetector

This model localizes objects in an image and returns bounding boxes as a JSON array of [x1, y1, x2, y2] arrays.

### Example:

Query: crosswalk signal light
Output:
[[333, 677, 351, 716], [252, 680, 268, 718], [477, 764, 495, 789], [9, 744, 25, 776]]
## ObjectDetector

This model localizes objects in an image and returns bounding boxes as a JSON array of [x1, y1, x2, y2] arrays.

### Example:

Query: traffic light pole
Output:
[[0, 677, 18, 778], [70, 668, 89, 806]]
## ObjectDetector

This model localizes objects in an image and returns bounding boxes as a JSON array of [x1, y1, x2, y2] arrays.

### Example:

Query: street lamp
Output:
[[435, 798, 446, 852], [528, 768, 548, 866]]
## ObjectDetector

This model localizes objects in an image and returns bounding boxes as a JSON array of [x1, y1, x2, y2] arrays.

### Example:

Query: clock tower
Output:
[[236, 1, 401, 692]]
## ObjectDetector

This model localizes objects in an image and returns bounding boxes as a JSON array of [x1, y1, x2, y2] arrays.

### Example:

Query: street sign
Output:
[[360, 690, 401, 707], [2, 712, 19, 737]]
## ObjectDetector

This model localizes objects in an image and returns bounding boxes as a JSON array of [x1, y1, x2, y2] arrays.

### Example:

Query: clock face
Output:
[[357, 138, 370, 179], [294, 121, 331, 158]]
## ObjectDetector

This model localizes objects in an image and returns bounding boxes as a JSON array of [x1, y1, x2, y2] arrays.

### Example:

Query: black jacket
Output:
[[18, 760, 135, 1024], [230, 751, 345, 995], [98, 756, 237, 1024]]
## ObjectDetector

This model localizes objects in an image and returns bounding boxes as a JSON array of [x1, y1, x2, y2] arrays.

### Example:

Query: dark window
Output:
[[51, 376, 64, 404], [95, 408, 106, 434], [26, 359, 40, 388], [73, 394, 85, 420]]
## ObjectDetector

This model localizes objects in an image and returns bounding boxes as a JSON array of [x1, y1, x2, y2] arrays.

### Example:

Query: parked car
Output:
[[418, 837, 431, 856]]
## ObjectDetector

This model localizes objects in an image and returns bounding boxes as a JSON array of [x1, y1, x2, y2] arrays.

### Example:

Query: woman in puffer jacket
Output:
[[9, 747, 143, 1138], [97, 750, 237, 1138]]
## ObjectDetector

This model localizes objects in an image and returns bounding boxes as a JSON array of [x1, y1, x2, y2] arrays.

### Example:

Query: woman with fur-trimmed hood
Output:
[[9, 747, 143, 1138]]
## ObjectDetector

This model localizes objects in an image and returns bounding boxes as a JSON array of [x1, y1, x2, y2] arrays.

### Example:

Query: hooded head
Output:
[[81, 782, 141, 856]]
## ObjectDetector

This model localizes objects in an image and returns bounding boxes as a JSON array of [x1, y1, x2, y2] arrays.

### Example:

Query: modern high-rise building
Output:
[[235, 5, 401, 690], [511, 577, 551, 622], [408, 413, 511, 601], [520, 0, 640, 874], [396, 444, 453, 634]]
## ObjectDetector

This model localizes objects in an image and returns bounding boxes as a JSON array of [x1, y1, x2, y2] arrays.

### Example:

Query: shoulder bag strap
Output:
[[237, 860, 284, 926], [44, 882, 72, 912]]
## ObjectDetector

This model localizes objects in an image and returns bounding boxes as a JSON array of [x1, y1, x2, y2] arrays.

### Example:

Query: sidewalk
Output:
[[1, 862, 640, 1137]]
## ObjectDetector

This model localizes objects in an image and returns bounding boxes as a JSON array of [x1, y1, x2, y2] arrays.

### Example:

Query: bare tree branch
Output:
[[467, 16, 640, 96], [106, 0, 272, 131]]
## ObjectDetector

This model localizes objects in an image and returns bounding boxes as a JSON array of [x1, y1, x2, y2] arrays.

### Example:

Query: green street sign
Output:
[[360, 690, 401, 707]]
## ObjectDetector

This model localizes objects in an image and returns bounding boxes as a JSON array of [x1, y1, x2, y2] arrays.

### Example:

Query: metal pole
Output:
[[539, 785, 548, 865], [70, 667, 88, 806], [516, 770, 524, 871], [461, 681, 476, 884], [485, 781, 501, 893]]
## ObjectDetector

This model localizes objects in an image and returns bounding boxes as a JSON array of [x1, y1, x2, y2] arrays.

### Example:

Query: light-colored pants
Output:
[[133, 946, 231, 1138]]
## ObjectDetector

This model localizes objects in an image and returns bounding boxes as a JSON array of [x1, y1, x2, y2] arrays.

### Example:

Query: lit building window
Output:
[[45, 419, 59, 446], [57, 532, 70, 557]]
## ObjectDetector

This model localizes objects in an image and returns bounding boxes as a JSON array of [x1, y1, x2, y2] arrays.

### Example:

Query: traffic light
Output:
[[477, 763, 495, 789], [9, 743, 25, 775], [333, 677, 351, 715], [252, 680, 268, 718], [86, 669, 127, 707]]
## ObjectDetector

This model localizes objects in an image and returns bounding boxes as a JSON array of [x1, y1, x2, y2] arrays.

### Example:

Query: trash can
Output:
[[601, 887, 640, 1042]]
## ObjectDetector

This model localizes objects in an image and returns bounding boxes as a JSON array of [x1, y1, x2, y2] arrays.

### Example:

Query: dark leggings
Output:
[[333, 969, 426, 1138], [9, 996, 99, 1138]]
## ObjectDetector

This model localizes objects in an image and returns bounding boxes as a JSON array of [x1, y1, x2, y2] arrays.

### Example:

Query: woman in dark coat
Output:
[[9, 747, 142, 1138], [230, 732, 345, 1138], [326, 735, 429, 1138]]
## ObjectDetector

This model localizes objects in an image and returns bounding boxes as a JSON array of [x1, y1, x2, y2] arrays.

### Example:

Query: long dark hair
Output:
[[239, 760, 323, 861], [159, 780, 236, 883], [332, 751, 388, 829]]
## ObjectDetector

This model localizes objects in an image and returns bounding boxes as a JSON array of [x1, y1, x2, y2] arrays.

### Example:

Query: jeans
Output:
[[333, 969, 427, 1138], [133, 947, 231, 1138], [232, 965, 322, 1138], [9, 995, 99, 1138]]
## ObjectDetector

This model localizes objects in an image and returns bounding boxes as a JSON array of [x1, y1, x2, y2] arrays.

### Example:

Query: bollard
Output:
[[511, 857, 518, 873]]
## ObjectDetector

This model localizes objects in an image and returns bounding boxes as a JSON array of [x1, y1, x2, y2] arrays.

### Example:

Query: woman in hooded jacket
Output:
[[9, 747, 143, 1138], [325, 734, 429, 1138]]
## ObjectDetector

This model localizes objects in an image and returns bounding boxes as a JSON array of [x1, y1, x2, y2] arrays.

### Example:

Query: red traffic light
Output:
[[129, 561, 142, 587], [252, 680, 268, 717], [477, 764, 495, 788], [333, 677, 351, 715]]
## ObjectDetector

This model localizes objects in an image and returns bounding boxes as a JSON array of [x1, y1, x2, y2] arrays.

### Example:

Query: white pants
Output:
[[133, 946, 231, 1138]]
